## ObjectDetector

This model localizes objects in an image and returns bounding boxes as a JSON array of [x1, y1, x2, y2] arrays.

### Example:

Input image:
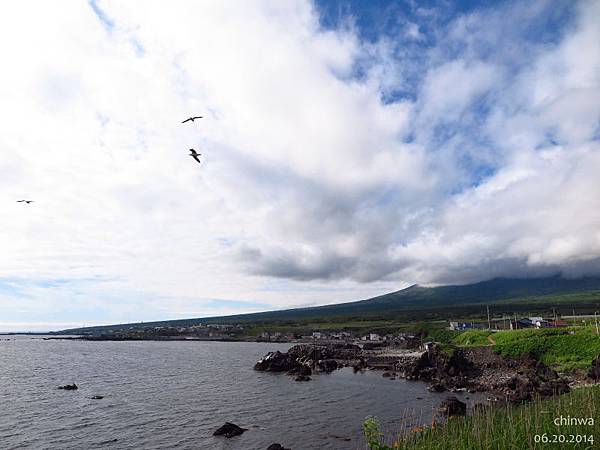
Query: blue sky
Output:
[[0, 0, 599, 331]]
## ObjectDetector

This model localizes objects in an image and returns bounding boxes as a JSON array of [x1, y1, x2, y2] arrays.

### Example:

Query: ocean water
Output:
[[0, 337, 479, 449]]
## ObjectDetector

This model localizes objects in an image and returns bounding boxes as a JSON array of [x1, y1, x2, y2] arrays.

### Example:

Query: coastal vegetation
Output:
[[452, 327, 600, 372], [363, 385, 599, 450]]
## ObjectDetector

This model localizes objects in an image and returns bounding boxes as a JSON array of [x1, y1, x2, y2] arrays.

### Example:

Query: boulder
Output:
[[318, 359, 338, 373], [58, 384, 78, 390], [588, 355, 600, 380], [437, 396, 467, 416], [286, 365, 312, 376], [295, 375, 311, 382], [254, 351, 297, 372], [213, 422, 247, 438], [255, 344, 362, 374]]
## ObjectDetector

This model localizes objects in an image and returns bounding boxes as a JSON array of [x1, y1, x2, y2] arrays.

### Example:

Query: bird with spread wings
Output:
[[189, 149, 202, 164], [182, 116, 203, 123]]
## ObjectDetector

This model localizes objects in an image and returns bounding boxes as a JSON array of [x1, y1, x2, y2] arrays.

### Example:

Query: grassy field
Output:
[[492, 327, 600, 372], [364, 385, 599, 450], [452, 329, 493, 347], [448, 327, 600, 372]]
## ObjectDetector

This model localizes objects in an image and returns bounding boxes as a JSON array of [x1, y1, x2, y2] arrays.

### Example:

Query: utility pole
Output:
[[595, 312, 599, 335], [553, 307, 557, 326], [487, 305, 491, 330]]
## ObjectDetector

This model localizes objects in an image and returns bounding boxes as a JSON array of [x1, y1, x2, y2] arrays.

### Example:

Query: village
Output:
[[74, 312, 599, 343]]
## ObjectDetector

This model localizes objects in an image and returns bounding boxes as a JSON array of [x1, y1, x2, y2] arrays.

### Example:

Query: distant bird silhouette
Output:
[[16, 200, 34, 204], [189, 149, 202, 164], [182, 116, 203, 123]]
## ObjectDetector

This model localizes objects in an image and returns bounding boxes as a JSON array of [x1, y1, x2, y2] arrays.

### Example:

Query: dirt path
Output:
[[487, 334, 496, 345]]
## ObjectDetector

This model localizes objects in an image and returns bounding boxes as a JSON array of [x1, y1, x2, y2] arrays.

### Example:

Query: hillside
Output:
[[61, 275, 600, 334]]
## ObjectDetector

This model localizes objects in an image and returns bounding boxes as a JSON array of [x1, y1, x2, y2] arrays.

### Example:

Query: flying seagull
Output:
[[182, 116, 203, 123], [16, 200, 34, 204], [189, 149, 202, 164]]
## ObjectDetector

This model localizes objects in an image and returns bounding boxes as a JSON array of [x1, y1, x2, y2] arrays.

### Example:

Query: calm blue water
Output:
[[0, 337, 479, 449]]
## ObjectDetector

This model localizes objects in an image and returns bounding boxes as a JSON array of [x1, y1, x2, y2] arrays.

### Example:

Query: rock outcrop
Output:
[[213, 422, 247, 438], [294, 375, 311, 382], [267, 444, 291, 450], [256, 342, 572, 405], [397, 345, 569, 404], [254, 344, 362, 376], [437, 396, 467, 416], [588, 354, 600, 380]]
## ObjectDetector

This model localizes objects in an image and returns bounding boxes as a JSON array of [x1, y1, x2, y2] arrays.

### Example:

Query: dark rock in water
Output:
[[255, 344, 362, 374], [287, 365, 312, 376], [318, 359, 338, 373], [91, 395, 104, 400], [382, 372, 391, 378], [295, 375, 311, 382], [58, 384, 78, 390], [588, 354, 600, 380], [437, 396, 467, 416], [254, 351, 297, 372], [267, 444, 291, 450], [353, 359, 366, 372], [213, 422, 247, 438]]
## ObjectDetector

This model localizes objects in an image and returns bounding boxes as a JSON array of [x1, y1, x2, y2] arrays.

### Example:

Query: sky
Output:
[[0, 0, 599, 331]]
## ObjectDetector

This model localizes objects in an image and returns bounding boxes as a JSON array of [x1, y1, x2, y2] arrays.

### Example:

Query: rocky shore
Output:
[[254, 343, 363, 377], [254, 343, 588, 405]]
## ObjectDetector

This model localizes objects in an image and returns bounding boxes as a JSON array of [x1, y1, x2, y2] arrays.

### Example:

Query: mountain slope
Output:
[[61, 275, 600, 333]]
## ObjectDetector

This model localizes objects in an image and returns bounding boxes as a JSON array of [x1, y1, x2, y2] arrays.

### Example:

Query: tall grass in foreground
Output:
[[364, 385, 599, 450]]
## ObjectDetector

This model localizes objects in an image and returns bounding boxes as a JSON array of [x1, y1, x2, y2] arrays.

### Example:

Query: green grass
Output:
[[452, 330, 493, 347], [364, 385, 600, 450], [491, 327, 600, 372], [447, 327, 600, 372]]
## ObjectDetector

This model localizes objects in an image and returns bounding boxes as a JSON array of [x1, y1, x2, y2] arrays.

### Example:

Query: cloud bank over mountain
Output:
[[0, 0, 598, 328]]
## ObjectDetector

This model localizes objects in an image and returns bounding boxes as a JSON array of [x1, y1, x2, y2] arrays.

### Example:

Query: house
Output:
[[449, 322, 460, 331], [529, 317, 550, 328], [312, 332, 323, 339], [534, 320, 550, 328], [369, 333, 381, 341], [510, 318, 534, 330], [548, 319, 568, 328]]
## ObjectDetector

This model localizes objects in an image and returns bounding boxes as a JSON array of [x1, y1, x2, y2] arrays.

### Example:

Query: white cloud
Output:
[[0, 0, 599, 328]]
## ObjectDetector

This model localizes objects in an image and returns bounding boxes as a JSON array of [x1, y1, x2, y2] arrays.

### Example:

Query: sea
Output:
[[0, 336, 480, 449]]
